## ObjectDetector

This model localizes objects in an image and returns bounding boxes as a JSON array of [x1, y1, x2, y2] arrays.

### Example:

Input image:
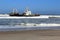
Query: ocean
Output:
[[0, 16, 60, 31]]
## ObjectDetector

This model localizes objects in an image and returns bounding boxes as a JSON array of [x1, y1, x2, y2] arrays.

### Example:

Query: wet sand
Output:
[[0, 30, 60, 40]]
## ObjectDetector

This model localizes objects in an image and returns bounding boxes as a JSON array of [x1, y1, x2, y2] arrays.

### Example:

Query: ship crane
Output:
[[12, 8, 18, 14], [9, 8, 20, 16]]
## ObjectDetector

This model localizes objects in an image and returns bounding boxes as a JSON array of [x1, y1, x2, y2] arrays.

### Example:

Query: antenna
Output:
[[25, 7, 29, 12]]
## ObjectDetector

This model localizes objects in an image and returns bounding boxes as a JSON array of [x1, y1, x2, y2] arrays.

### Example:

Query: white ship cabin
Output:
[[25, 9, 32, 15]]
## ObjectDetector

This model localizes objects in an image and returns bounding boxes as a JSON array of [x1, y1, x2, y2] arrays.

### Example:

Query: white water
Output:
[[0, 15, 60, 31]]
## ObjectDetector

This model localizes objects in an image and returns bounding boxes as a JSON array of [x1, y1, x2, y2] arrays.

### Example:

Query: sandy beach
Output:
[[0, 30, 60, 40]]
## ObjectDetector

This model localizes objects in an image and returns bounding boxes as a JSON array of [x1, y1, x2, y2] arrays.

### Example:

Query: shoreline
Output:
[[0, 30, 60, 40], [0, 30, 60, 35]]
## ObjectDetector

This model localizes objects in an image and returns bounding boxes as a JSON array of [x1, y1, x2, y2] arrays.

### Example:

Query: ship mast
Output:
[[12, 8, 18, 14]]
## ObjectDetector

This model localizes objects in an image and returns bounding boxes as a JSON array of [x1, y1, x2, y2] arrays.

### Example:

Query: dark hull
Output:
[[9, 13, 40, 17]]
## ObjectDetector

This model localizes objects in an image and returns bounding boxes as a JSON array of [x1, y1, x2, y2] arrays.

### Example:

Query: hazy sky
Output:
[[0, 0, 60, 14]]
